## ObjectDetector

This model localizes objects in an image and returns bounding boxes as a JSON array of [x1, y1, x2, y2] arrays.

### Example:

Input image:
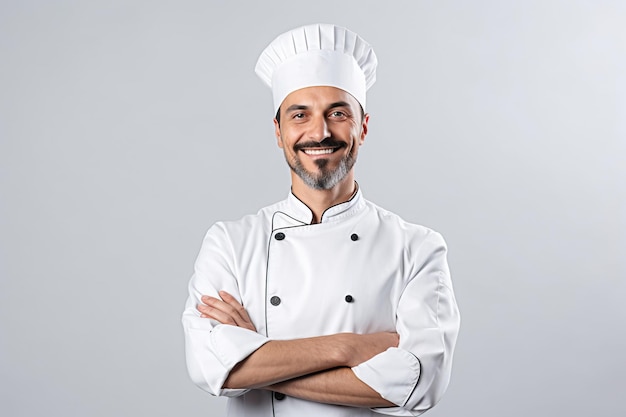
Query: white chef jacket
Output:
[[182, 188, 460, 417]]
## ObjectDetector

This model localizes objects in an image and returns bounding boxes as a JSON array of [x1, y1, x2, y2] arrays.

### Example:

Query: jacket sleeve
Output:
[[351, 231, 460, 416], [182, 223, 270, 397]]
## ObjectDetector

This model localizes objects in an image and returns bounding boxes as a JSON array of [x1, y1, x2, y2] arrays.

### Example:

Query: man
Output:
[[182, 23, 460, 416]]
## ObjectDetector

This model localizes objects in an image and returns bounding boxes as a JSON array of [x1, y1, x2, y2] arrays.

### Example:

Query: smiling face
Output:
[[274, 86, 369, 191]]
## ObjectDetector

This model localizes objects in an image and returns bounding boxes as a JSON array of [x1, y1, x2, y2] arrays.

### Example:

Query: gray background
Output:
[[1, 0, 624, 416]]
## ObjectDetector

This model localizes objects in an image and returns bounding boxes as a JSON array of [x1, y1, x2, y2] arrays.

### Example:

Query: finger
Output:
[[218, 291, 257, 332], [199, 295, 256, 331], [197, 302, 239, 326], [218, 291, 254, 325], [200, 296, 239, 320], [198, 296, 235, 320]]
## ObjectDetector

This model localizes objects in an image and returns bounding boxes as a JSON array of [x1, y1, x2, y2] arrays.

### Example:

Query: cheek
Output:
[[350, 143, 359, 158], [349, 129, 363, 150], [278, 130, 297, 150]]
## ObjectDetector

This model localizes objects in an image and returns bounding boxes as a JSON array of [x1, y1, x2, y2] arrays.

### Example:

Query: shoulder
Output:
[[204, 199, 286, 243], [364, 200, 450, 281], [363, 199, 445, 246]]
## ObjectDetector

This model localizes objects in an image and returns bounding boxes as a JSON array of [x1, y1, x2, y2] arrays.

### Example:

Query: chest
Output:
[[236, 217, 409, 339]]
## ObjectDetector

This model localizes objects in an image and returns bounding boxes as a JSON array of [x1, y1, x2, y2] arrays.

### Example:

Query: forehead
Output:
[[280, 86, 360, 110]]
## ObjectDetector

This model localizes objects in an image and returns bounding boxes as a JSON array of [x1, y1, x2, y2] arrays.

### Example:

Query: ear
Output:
[[273, 118, 283, 149], [359, 113, 370, 145]]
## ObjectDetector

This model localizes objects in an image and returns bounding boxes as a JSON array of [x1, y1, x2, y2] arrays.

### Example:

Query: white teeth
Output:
[[303, 148, 335, 155]]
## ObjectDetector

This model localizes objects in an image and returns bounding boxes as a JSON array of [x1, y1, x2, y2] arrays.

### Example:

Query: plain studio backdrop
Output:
[[1, 1, 624, 416]]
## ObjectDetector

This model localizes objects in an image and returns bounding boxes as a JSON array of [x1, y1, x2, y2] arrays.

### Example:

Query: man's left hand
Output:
[[197, 291, 257, 332]]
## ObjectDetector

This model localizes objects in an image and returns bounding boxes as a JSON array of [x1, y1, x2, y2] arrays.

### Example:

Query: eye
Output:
[[292, 112, 305, 119], [330, 110, 347, 118]]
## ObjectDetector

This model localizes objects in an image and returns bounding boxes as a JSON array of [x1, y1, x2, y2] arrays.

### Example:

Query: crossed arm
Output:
[[197, 290, 398, 408]]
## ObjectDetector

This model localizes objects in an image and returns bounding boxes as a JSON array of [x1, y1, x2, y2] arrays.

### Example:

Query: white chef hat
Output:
[[255, 23, 377, 114]]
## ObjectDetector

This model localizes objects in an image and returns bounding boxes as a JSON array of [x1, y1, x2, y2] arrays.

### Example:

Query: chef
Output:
[[182, 23, 460, 416]]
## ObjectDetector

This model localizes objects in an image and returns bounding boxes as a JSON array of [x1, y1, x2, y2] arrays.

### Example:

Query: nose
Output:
[[308, 114, 331, 142]]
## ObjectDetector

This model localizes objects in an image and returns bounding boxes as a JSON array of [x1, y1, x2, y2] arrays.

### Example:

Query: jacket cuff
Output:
[[209, 324, 269, 371], [352, 347, 421, 411], [185, 322, 269, 396]]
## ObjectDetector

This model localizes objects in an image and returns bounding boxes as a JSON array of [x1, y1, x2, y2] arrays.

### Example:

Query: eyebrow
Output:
[[327, 101, 351, 110], [284, 104, 309, 113], [284, 101, 352, 113]]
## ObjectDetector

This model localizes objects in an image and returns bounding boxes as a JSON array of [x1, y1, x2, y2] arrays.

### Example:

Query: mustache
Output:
[[293, 137, 347, 152]]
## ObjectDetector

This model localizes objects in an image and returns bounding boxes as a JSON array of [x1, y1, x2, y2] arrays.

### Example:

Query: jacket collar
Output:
[[272, 184, 365, 229]]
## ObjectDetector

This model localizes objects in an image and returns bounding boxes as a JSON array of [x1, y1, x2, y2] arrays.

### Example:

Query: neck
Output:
[[291, 172, 357, 224]]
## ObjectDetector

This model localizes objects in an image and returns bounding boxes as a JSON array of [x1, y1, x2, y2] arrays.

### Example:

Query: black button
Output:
[[270, 296, 281, 306], [350, 233, 359, 241], [275, 232, 285, 240], [274, 392, 286, 400], [345, 295, 354, 303]]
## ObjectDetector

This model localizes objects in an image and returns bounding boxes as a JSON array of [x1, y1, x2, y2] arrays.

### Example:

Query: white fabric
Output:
[[182, 189, 460, 416], [255, 23, 378, 113]]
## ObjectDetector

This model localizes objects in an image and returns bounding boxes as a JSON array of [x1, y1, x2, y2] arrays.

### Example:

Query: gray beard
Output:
[[287, 153, 356, 190]]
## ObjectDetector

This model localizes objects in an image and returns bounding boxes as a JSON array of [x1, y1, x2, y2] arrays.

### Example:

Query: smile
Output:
[[301, 148, 338, 156]]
